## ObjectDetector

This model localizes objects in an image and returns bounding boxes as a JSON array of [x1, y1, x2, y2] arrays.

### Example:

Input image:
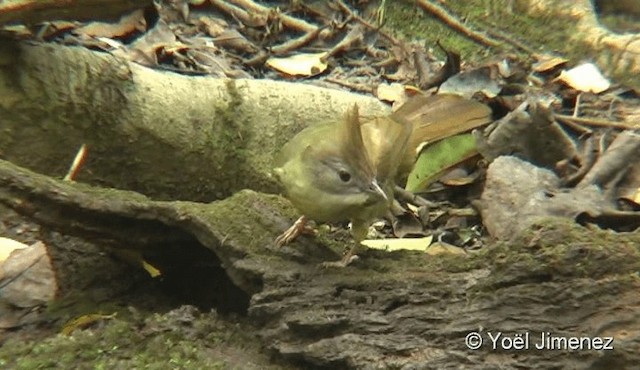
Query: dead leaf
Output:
[[440, 66, 502, 98], [120, 19, 176, 66], [75, 9, 146, 38], [362, 236, 434, 251], [376, 83, 410, 105], [62, 313, 117, 336], [555, 63, 611, 93], [532, 55, 569, 73], [0, 241, 57, 308], [213, 29, 257, 54], [425, 241, 466, 256], [142, 260, 162, 278], [266, 52, 328, 77], [0, 237, 29, 264]]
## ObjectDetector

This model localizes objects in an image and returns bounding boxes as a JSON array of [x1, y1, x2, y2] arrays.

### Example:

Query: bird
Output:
[[274, 94, 492, 266]]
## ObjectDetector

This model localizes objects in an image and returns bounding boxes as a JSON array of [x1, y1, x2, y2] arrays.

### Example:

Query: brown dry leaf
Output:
[[617, 162, 640, 206], [392, 211, 426, 238], [627, 188, 640, 205], [376, 83, 410, 105], [384, 60, 418, 82], [42, 21, 78, 36], [118, 19, 176, 65], [0, 237, 28, 264], [555, 63, 611, 93], [213, 29, 257, 54], [532, 55, 569, 73], [439, 65, 502, 98], [75, 9, 146, 38], [0, 24, 32, 37], [440, 175, 477, 186], [112, 19, 176, 66], [266, 52, 328, 77], [0, 241, 57, 308], [199, 16, 228, 37], [620, 104, 640, 126]]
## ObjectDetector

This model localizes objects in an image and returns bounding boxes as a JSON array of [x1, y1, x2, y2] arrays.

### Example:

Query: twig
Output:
[[270, 26, 324, 55], [209, 0, 254, 26], [556, 116, 592, 136], [334, 0, 403, 47], [573, 93, 582, 117], [64, 144, 88, 182], [323, 23, 365, 61], [555, 114, 637, 130], [578, 131, 640, 188], [561, 135, 596, 187], [415, 0, 501, 48], [483, 27, 535, 54], [394, 186, 437, 208], [227, 0, 318, 33], [323, 78, 374, 94]]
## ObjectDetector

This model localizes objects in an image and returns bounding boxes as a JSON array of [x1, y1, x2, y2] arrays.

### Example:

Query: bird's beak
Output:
[[369, 179, 388, 201]]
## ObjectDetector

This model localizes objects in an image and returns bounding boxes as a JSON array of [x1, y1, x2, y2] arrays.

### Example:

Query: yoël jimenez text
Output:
[[487, 331, 614, 351]]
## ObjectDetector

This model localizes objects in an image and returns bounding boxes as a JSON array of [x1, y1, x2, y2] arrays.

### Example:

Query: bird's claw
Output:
[[275, 216, 308, 246], [320, 254, 359, 268]]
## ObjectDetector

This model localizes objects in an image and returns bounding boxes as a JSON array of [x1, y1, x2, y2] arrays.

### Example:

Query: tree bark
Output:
[[1, 158, 638, 369], [0, 0, 151, 25], [0, 40, 389, 202]]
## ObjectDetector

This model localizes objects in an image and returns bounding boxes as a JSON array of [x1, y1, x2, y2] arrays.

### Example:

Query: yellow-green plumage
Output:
[[274, 94, 492, 263], [274, 105, 391, 226]]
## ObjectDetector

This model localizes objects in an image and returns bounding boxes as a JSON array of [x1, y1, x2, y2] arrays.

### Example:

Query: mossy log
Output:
[[1, 159, 639, 369], [0, 40, 389, 202]]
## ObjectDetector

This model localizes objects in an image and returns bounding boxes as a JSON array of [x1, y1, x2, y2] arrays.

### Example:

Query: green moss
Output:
[[202, 79, 252, 198], [383, 0, 599, 73], [0, 308, 285, 370], [476, 218, 640, 290], [383, 1, 489, 62]]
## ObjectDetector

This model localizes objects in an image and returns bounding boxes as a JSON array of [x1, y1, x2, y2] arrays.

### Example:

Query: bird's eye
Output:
[[338, 170, 351, 182]]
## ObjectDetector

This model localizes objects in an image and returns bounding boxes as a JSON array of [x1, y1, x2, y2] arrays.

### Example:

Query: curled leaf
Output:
[[555, 63, 610, 93], [266, 52, 328, 77]]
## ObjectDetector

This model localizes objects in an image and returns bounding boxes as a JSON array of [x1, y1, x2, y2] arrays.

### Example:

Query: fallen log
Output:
[[1, 159, 638, 368]]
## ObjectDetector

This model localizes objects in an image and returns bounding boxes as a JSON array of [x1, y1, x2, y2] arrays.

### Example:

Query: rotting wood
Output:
[[0, 159, 639, 368]]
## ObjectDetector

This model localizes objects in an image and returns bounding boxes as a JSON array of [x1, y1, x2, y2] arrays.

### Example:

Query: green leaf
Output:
[[405, 133, 478, 192]]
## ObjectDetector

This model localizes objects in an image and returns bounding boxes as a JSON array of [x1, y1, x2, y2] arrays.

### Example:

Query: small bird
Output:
[[274, 94, 492, 266]]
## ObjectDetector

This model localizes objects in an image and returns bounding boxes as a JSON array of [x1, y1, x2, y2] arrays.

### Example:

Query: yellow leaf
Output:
[[0, 237, 29, 263], [62, 313, 117, 336], [142, 260, 162, 278], [425, 242, 466, 256], [362, 236, 434, 251], [266, 52, 328, 77]]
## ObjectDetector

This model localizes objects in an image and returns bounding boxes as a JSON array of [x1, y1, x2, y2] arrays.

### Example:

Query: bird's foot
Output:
[[320, 245, 360, 268], [275, 215, 311, 246]]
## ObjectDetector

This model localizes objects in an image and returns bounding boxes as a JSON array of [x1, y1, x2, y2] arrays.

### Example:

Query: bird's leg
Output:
[[275, 215, 309, 246], [321, 242, 361, 268], [321, 219, 367, 267]]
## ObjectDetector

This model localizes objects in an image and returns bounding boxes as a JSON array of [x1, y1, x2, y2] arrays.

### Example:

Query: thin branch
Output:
[[555, 114, 637, 130], [270, 27, 325, 55], [415, 0, 501, 48], [227, 0, 319, 33], [334, 0, 403, 47]]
